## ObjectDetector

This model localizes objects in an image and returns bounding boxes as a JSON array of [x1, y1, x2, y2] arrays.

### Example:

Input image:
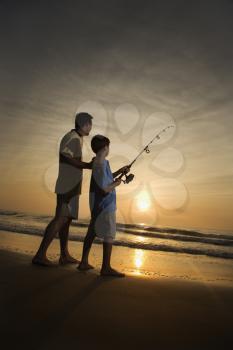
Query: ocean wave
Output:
[[71, 220, 233, 243], [1, 209, 232, 240], [0, 209, 19, 216], [1, 221, 233, 260]]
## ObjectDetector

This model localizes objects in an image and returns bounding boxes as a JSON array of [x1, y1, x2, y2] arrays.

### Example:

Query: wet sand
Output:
[[1, 231, 233, 349]]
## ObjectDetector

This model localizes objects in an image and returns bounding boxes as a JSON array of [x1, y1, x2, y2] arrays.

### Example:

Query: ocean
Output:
[[0, 209, 233, 260]]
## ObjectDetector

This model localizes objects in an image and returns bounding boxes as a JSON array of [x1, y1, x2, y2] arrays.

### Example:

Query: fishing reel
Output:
[[121, 173, 134, 184], [118, 170, 135, 184]]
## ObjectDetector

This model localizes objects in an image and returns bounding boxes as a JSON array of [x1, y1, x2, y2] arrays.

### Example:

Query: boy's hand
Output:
[[118, 165, 130, 174], [114, 178, 122, 187]]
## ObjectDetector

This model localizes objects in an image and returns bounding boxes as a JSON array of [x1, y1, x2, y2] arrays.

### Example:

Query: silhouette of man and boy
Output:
[[32, 112, 130, 277]]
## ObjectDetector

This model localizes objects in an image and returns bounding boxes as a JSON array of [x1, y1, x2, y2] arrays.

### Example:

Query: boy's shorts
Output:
[[55, 194, 79, 220], [92, 210, 116, 242]]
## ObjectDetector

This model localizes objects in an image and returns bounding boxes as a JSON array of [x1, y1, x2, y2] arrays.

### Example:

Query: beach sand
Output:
[[1, 230, 233, 349]]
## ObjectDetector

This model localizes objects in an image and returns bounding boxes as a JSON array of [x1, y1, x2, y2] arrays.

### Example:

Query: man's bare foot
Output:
[[100, 268, 125, 277], [59, 255, 79, 265], [32, 256, 55, 267], [77, 262, 95, 271]]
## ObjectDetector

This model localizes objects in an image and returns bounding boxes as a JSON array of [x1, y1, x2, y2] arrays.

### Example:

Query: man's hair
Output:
[[75, 112, 93, 129], [91, 135, 110, 154]]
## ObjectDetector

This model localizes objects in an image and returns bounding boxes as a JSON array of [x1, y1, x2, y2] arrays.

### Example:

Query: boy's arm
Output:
[[112, 165, 130, 178], [94, 161, 121, 193], [102, 178, 121, 193]]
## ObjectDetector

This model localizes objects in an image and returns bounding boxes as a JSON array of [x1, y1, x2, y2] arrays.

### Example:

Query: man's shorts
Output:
[[55, 194, 79, 220]]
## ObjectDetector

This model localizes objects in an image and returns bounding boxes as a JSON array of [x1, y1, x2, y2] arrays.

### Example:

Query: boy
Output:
[[78, 135, 130, 277], [32, 112, 93, 266]]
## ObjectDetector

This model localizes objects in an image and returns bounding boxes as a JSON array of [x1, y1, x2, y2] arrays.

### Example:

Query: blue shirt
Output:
[[89, 159, 116, 216]]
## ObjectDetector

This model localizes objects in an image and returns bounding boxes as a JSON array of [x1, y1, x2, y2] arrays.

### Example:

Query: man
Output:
[[32, 112, 93, 266]]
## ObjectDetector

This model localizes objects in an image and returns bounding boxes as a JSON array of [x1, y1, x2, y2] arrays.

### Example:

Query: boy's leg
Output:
[[78, 218, 96, 271], [59, 218, 78, 264], [98, 211, 125, 277], [101, 241, 113, 270], [32, 215, 70, 266], [100, 240, 125, 277]]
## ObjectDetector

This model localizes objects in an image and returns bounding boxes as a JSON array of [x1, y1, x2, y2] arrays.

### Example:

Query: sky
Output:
[[0, 0, 233, 232]]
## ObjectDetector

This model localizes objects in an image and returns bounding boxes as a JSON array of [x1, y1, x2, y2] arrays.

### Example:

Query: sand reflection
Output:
[[133, 249, 145, 275]]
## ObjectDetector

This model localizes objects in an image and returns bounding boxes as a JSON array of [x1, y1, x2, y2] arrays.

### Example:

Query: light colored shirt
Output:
[[55, 129, 83, 195]]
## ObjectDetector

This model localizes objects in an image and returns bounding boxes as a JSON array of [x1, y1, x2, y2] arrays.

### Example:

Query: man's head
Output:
[[91, 134, 110, 157], [75, 112, 93, 136]]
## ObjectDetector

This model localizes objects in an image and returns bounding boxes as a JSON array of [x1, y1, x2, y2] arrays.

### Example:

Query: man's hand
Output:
[[87, 157, 96, 169], [60, 153, 95, 170]]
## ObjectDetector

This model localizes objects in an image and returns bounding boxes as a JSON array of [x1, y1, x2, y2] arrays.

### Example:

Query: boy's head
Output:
[[91, 135, 110, 156], [75, 112, 93, 136]]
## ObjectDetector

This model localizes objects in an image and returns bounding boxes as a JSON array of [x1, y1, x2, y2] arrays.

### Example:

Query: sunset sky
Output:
[[0, 0, 233, 232]]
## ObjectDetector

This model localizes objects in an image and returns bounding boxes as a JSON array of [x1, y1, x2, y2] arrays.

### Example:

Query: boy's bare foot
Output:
[[32, 256, 56, 267], [100, 268, 125, 277], [77, 262, 95, 271], [59, 255, 79, 265]]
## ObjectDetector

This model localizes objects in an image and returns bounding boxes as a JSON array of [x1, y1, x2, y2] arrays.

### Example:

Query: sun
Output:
[[136, 191, 151, 212]]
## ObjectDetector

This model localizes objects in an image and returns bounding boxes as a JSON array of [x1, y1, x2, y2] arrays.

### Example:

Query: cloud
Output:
[[0, 0, 233, 229]]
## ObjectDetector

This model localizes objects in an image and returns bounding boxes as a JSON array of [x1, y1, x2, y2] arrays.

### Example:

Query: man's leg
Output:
[[78, 219, 96, 271], [100, 241, 125, 277], [32, 215, 70, 266], [59, 193, 80, 264], [59, 218, 78, 264]]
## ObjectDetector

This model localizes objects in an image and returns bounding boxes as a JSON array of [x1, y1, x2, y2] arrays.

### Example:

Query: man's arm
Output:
[[60, 153, 92, 169]]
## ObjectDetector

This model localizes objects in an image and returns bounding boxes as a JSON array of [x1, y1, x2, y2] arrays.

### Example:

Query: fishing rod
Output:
[[118, 124, 175, 184]]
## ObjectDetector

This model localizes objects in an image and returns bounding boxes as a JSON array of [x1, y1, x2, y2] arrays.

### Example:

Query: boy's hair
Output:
[[75, 112, 93, 129], [91, 135, 110, 154]]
